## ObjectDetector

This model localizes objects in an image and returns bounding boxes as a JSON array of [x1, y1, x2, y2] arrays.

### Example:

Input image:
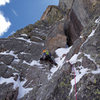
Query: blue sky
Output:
[[0, 0, 59, 38]]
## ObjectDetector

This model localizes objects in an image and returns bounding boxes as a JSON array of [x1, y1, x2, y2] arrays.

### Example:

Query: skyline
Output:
[[0, 0, 59, 38]]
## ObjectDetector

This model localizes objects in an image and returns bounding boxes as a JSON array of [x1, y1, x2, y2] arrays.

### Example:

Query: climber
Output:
[[40, 49, 58, 67]]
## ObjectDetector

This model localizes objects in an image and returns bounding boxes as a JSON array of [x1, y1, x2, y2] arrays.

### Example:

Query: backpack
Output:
[[43, 50, 51, 56]]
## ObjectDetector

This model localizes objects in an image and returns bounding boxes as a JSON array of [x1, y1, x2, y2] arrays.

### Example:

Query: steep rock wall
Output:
[[0, 0, 100, 100], [59, 0, 100, 45]]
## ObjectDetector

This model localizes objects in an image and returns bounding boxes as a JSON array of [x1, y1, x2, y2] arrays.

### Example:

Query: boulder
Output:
[[0, 64, 8, 77], [82, 56, 97, 70], [0, 83, 18, 100], [0, 55, 14, 65]]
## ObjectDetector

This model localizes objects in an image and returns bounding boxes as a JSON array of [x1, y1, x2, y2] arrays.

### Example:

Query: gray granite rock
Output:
[[0, 0, 100, 100], [0, 55, 14, 65]]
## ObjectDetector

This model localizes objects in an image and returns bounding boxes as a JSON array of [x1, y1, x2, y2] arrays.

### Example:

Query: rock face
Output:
[[60, 0, 100, 46], [41, 5, 65, 24], [46, 22, 67, 54], [64, 9, 83, 46], [0, 0, 100, 100]]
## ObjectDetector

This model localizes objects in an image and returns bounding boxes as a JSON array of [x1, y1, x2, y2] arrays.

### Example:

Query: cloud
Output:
[[12, 9, 18, 16], [10, 31, 15, 35], [0, 12, 11, 36], [0, 0, 10, 6]]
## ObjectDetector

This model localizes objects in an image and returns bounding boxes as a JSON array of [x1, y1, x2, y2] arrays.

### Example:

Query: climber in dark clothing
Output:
[[40, 49, 58, 66]]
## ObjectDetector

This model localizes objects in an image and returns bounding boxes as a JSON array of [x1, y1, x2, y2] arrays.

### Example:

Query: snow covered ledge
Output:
[[0, 73, 33, 99]]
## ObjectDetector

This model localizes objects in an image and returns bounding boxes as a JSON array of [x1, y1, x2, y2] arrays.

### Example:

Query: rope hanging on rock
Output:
[[67, 61, 77, 100]]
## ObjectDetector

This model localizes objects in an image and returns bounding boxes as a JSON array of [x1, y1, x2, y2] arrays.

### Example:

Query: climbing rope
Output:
[[73, 66, 77, 100], [67, 61, 77, 100]]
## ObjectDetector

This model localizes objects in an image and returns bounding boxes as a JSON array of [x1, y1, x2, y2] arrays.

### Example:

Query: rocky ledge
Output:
[[0, 0, 100, 100]]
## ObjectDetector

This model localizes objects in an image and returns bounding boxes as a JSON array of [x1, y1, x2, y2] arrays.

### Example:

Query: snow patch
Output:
[[92, 68, 100, 74], [48, 66, 59, 80], [84, 53, 96, 64], [69, 52, 100, 95], [30, 60, 42, 66], [82, 29, 96, 46], [20, 52, 29, 55], [16, 78, 33, 99], [95, 16, 100, 24], [80, 35, 83, 38], [0, 77, 15, 85], [8, 65, 15, 70], [0, 76, 33, 99], [14, 58, 20, 62], [31, 36, 43, 40], [69, 52, 81, 64], [88, 29, 96, 38], [16, 37, 44, 46], [23, 60, 42, 67], [48, 47, 72, 80], [55, 47, 71, 57], [0, 50, 18, 58], [17, 37, 31, 43], [21, 34, 28, 37], [7, 65, 18, 72], [0, 62, 4, 64], [82, 17, 100, 47], [69, 66, 89, 95], [0, 50, 20, 63]]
